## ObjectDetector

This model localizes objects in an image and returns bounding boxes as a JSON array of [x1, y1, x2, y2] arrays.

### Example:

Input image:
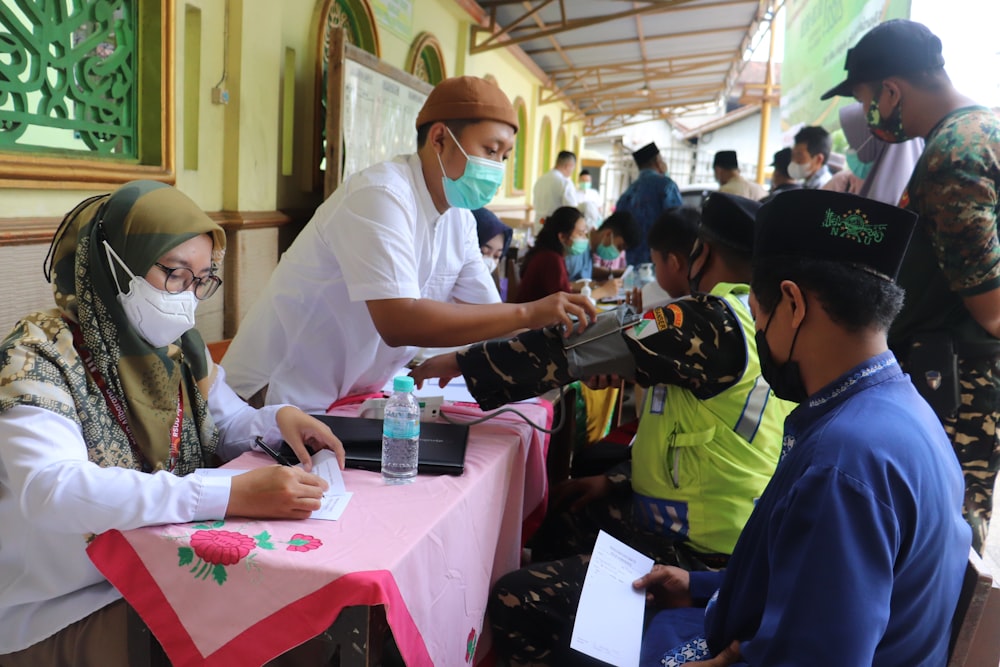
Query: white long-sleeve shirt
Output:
[[0, 366, 287, 653], [532, 168, 578, 220]]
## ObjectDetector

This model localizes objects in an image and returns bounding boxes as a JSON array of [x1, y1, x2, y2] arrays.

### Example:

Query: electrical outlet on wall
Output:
[[211, 86, 229, 104]]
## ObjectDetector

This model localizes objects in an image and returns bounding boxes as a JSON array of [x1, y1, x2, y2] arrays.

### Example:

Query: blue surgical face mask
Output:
[[596, 242, 620, 261], [845, 149, 873, 180], [436, 127, 505, 209], [568, 237, 590, 255]]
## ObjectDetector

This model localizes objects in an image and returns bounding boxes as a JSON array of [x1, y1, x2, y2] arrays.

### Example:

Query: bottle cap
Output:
[[393, 376, 415, 393]]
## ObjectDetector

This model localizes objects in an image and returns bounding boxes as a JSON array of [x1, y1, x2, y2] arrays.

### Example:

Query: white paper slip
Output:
[[306, 449, 347, 495], [570, 530, 654, 667], [300, 449, 352, 521]]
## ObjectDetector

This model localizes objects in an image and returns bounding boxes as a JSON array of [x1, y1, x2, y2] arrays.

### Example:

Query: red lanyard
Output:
[[66, 319, 183, 472]]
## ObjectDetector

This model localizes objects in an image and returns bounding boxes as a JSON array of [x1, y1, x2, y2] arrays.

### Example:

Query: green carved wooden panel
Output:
[[0, 0, 137, 158]]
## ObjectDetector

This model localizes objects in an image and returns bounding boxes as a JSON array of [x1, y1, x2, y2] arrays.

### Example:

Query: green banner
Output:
[[782, 0, 911, 130]]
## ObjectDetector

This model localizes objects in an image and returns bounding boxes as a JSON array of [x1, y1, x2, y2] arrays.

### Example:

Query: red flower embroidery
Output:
[[286, 533, 323, 552], [190, 529, 256, 565]]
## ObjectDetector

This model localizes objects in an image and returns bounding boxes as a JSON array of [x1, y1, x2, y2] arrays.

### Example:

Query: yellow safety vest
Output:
[[631, 282, 792, 555]]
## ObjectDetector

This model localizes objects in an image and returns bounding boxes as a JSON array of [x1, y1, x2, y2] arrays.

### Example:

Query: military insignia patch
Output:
[[652, 303, 684, 331], [822, 208, 887, 245], [629, 319, 658, 340]]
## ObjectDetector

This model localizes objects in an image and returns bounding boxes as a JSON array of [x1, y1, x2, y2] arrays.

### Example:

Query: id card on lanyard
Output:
[[67, 319, 184, 472]]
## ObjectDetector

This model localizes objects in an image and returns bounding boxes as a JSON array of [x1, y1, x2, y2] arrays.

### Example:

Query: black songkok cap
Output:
[[632, 142, 660, 166], [699, 192, 760, 257], [821, 20, 945, 100], [754, 189, 917, 280], [713, 150, 739, 170]]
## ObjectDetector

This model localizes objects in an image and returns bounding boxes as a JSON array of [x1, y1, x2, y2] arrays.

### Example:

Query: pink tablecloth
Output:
[[87, 401, 551, 667]]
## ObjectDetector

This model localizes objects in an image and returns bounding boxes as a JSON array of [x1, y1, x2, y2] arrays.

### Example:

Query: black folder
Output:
[[280, 415, 469, 476]]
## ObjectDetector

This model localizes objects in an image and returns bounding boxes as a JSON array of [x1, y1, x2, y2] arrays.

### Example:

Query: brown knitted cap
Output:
[[415, 76, 518, 132]]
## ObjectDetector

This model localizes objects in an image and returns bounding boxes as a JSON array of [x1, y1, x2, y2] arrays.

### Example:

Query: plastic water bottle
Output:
[[620, 265, 636, 298], [638, 263, 654, 287], [381, 376, 420, 484]]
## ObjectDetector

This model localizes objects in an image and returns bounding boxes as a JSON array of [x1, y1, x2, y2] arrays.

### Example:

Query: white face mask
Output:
[[104, 241, 198, 348], [786, 161, 812, 181], [483, 255, 499, 274]]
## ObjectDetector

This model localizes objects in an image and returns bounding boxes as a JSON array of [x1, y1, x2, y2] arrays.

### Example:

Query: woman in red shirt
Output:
[[516, 207, 619, 303]]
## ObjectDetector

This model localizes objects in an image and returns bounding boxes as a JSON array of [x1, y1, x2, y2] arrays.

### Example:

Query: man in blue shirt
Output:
[[636, 189, 970, 667], [616, 142, 683, 265]]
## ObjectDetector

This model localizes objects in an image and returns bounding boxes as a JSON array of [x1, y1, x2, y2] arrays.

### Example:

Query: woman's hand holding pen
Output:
[[222, 407, 346, 520], [227, 466, 329, 519]]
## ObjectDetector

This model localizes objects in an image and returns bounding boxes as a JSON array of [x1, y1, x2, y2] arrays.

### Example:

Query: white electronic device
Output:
[[359, 396, 444, 421]]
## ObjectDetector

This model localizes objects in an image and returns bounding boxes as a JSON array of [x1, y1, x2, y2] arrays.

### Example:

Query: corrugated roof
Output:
[[467, 0, 776, 134]]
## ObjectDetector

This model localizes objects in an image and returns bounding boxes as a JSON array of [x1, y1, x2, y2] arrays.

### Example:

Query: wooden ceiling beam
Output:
[[576, 82, 724, 106], [543, 49, 733, 78], [557, 75, 725, 107], [470, 0, 704, 54], [525, 0, 608, 115], [524, 22, 747, 56], [551, 58, 733, 93]]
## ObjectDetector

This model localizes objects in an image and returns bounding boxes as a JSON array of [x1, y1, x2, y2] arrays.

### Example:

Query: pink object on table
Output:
[[87, 401, 552, 666]]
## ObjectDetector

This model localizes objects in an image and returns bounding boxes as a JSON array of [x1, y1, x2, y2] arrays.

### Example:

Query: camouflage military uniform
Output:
[[460, 295, 751, 666], [891, 106, 1000, 555]]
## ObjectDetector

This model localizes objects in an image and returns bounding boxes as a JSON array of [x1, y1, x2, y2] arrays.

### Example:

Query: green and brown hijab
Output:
[[0, 181, 226, 475]]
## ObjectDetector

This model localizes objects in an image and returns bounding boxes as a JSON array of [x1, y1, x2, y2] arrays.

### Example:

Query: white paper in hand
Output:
[[570, 530, 654, 667], [301, 449, 352, 520]]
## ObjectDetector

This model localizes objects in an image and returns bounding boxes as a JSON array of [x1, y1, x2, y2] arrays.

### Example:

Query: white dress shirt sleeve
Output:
[[0, 368, 291, 533]]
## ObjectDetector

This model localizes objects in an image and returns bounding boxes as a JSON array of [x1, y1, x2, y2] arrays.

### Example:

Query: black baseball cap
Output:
[[820, 20, 945, 101]]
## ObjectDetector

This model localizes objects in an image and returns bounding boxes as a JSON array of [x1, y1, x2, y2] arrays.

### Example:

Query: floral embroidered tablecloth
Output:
[[87, 402, 551, 666]]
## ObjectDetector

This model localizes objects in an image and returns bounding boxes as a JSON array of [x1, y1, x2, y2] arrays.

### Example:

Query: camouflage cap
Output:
[[754, 189, 917, 280]]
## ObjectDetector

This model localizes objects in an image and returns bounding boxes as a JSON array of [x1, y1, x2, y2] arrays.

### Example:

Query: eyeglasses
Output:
[[154, 263, 222, 300]]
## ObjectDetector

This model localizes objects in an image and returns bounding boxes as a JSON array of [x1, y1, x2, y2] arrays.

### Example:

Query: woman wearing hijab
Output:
[[0, 181, 345, 665], [473, 207, 513, 275], [836, 101, 925, 205]]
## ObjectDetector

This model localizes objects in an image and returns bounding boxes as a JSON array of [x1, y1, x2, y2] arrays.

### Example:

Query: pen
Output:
[[255, 436, 293, 467]]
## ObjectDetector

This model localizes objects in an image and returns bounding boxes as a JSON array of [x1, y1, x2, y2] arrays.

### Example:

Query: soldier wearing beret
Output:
[[413, 193, 793, 665], [636, 189, 969, 667], [223, 76, 595, 413]]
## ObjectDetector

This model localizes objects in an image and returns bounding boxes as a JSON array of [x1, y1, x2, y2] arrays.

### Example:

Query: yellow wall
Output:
[[0, 0, 584, 335]]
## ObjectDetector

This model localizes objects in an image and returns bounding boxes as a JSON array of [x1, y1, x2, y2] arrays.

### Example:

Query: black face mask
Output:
[[755, 302, 808, 403]]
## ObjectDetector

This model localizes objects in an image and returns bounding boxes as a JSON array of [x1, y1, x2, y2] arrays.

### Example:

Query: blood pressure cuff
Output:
[[455, 306, 640, 410], [564, 305, 640, 381]]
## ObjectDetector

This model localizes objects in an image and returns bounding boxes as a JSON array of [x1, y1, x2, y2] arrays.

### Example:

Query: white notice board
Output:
[[325, 28, 433, 196]]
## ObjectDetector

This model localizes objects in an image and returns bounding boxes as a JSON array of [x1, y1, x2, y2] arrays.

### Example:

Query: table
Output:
[[87, 401, 552, 667]]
